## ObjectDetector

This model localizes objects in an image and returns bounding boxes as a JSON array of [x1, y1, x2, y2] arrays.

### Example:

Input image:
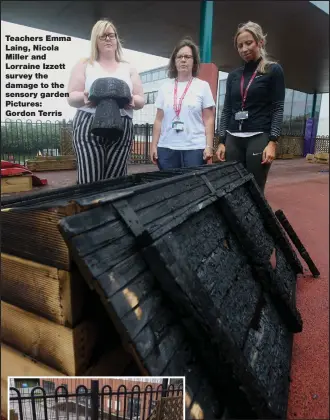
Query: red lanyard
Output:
[[240, 69, 258, 110], [174, 78, 193, 118]]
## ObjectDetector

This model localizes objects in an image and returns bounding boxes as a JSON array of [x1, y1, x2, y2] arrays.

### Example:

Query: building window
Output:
[[140, 68, 168, 84], [107, 400, 121, 411], [145, 91, 157, 105], [291, 90, 308, 133], [14, 379, 40, 389], [159, 69, 167, 79], [43, 381, 55, 394], [305, 93, 314, 118], [284, 88, 294, 104], [127, 397, 140, 419], [219, 79, 227, 96], [151, 70, 159, 81]]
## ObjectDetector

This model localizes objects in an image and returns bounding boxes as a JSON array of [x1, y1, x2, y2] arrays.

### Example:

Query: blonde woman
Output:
[[150, 38, 215, 169], [216, 21, 285, 193], [67, 19, 144, 184]]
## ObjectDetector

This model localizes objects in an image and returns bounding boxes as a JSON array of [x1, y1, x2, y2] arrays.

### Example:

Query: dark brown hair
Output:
[[167, 38, 200, 79]]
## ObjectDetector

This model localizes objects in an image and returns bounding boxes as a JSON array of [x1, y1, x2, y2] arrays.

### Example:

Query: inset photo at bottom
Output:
[[8, 376, 184, 420]]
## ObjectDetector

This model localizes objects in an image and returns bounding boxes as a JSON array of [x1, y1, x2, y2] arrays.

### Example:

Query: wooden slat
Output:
[[1, 175, 32, 194], [1, 253, 87, 327], [1, 210, 70, 269], [35, 155, 76, 160], [1, 301, 98, 376], [1, 343, 65, 417], [26, 158, 76, 171], [0, 168, 207, 269]]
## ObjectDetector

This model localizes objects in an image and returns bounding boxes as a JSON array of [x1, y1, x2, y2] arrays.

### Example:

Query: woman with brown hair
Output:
[[216, 21, 285, 193], [67, 19, 145, 184], [150, 38, 215, 169]]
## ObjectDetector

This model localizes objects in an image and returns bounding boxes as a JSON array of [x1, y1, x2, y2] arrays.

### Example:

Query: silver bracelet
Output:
[[206, 146, 214, 150]]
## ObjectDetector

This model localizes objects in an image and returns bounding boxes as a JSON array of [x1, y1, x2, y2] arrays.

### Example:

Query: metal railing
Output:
[[1, 119, 329, 167], [9, 381, 184, 420]]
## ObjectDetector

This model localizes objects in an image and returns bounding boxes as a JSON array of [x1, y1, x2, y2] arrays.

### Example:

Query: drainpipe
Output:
[[199, 1, 214, 63]]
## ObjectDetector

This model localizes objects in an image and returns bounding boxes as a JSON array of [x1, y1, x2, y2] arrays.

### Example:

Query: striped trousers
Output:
[[72, 110, 133, 184]]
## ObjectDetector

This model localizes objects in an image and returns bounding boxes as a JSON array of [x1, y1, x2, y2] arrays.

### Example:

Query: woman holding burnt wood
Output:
[[67, 19, 145, 184]]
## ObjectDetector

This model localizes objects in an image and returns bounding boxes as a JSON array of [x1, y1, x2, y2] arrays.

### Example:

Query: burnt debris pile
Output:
[[1, 163, 303, 419]]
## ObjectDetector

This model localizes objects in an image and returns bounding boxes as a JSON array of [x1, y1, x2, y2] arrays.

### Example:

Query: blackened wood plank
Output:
[[217, 187, 302, 333], [247, 179, 303, 275], [275, 209, 320, 277]]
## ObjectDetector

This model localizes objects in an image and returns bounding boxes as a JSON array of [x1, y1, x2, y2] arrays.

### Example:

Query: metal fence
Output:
[[9, 381, 183, 420], [1, 119, 329, 167], [0, 119, 154, 166]]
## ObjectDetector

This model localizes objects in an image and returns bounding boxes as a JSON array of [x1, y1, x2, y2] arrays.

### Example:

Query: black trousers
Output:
[[225, 132, 272, 192], [72, 110, 133, 184]]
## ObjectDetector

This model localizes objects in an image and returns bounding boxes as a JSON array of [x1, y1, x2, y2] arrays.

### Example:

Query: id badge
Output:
[[172, 120, 184, 131], [235, 111, 249, 121]]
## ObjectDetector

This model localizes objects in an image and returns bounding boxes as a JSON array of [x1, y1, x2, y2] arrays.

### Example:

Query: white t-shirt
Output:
[[155, 78, 215, 150]]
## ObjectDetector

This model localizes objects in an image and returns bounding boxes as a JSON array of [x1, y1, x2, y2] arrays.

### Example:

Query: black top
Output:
[[218, 57, 285, 144]]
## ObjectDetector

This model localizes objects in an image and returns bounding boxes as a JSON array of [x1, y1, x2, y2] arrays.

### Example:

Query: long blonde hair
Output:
[[234, 21, 276, 73], [87, 19, 125, 64]]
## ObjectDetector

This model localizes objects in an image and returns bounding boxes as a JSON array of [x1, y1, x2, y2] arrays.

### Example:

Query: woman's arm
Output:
[[202, 81, 216, 151], [203, 107, 215, 149], [67, 59, 88, 108], [152, 109, 164, 146], [269, 64, 285, 143], [150, 108, 164, 163], [130, 67, 145, 110]]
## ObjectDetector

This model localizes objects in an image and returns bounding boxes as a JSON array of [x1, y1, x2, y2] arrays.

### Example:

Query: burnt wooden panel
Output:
[[1, 167, 221, 269], [59, 163, 303, 419]]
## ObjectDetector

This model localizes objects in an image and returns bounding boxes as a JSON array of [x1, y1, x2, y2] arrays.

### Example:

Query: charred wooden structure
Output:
[[1, 163, 304, 419], [1, 170, 190, 377]]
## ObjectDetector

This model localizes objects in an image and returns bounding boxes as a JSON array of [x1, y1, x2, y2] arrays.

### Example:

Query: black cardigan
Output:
[[218, 57, 285, 144]]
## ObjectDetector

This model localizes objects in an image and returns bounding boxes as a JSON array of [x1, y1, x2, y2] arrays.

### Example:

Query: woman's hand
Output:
[[216, 144, 226, 161], [262, 141, 277, 164], [83, 91, 96, 108], [124, 96, 135, 110], [150, 143, 158, 164], [203, 146, 214, 161]]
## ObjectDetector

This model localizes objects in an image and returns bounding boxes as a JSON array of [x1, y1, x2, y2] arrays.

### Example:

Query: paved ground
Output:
[[1, 158, 329, 419], [265, 161, 329, 420]]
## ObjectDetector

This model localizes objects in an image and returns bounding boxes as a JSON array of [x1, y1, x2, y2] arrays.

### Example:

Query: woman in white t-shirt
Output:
[[150, 38, 215, 169]]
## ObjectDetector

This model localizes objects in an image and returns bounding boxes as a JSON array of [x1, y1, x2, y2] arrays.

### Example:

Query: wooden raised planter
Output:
[[26, 156, 77, 171], [1, 174, 32, 194]]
